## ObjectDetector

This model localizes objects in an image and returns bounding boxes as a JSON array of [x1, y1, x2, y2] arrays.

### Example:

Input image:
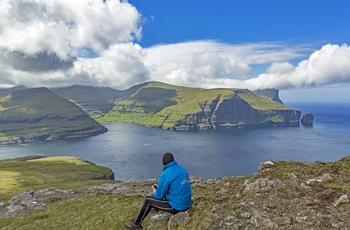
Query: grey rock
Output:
[[2, 190, 46, 218], [243, 178, 285, 194], [334, 194, 349, 207], [306, 173, 333, 185], [167, 211, 190, 230], [260, 219, 278, 230], [258, 160, 275, 173]]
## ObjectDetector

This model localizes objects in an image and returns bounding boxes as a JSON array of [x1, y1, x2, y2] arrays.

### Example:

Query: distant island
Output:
[[0, 81, 306, 144]]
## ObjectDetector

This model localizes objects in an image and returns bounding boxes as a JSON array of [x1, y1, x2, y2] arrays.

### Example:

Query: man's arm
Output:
[[153, 174, 168, 199]]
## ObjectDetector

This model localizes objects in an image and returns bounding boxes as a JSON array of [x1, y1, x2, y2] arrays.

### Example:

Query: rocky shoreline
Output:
[[0, 126, 108, 145]]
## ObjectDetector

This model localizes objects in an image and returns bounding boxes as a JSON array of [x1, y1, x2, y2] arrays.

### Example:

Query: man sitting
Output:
[[125, 152, 192, 229]]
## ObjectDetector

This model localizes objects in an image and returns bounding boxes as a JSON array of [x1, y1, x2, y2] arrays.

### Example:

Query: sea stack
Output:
[[301, 112, 314, 126]]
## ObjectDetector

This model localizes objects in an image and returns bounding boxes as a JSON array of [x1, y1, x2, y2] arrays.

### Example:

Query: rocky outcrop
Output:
[[0, 125, 107, 145], [0, 190, 46, 218], [301, 112, 314, 126]]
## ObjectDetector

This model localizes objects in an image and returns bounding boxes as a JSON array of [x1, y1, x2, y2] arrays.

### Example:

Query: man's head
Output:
[[162, 152, 174, 165]]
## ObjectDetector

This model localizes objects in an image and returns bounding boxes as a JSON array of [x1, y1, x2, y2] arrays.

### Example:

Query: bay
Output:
[[0, 103, 349, 181]]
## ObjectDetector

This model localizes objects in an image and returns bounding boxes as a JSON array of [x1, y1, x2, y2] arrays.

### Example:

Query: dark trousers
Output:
[[134, 196, 178, 225]]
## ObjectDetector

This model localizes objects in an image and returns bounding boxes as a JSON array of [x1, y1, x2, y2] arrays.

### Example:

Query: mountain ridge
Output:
[[0, 81, 303, 144], [0, 87, 107, 144], [100, 81, 300, 130]]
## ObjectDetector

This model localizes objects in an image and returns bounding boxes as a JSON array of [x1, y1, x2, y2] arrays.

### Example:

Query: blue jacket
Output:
[[153, 161, 192, 211]]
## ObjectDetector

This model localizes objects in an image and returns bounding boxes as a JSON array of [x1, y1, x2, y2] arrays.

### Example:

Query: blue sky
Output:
[[130, 0, 349, 47], [0, 0, 349, 103], [129, 0, 350, 103]]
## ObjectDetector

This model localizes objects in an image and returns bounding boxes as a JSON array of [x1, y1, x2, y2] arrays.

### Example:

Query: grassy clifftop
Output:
[[0, 156, 114, 201], [0, 156, 349, 229]]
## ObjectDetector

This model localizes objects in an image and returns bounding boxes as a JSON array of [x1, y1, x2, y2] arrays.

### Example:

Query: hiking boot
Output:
[[124, 220, 143, 229]]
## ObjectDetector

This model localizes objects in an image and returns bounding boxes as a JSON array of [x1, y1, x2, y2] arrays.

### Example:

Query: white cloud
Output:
[[0, 0, 349, 95], [266, 62, 295, 74], [249, 43, 350, 90], [144, 42, 350, 91], [0, 0, 141, 58], [145, 41, 308, 88], [72, 43, 150, 88], [0, 0, 144, 88]]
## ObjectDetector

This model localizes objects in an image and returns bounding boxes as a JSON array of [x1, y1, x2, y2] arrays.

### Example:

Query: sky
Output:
[[0, 0, 350, 103]]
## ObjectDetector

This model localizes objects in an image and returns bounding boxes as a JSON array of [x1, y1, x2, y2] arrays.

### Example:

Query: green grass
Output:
[[0, 194, 145, 230], [0, 180, 236, 230], [0, 156, 114, 201], [237, 90, 290, 110], [0, 87, 107, 142], [1, 157, 350, 229]]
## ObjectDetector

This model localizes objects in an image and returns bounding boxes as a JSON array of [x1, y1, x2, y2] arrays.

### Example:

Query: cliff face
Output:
[[253, 88, 284, 104], [196, 92, 300, 129], [102, 82, 301, 130], [0, 88, 107, 144]]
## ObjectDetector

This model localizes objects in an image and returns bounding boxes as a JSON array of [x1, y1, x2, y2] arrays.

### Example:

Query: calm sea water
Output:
[[0, 103, 349, 181]]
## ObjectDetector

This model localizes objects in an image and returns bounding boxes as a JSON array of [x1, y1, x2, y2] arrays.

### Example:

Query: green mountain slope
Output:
[[0, 86, 27, 97], [50, 83, 148, 118], [0, 87, 107, 144], [51, 85, 120, 117], [100, 81, 300, 129]]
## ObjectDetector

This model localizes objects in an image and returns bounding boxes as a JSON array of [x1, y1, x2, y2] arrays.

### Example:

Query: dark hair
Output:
[[162, 152, 174, 165]]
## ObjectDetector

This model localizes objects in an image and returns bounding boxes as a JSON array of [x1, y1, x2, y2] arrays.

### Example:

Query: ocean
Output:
[[0, 103, 349, 181]]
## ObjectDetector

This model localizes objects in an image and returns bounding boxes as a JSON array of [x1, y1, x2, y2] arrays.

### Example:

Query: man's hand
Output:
[[151, 184, 157, 192]]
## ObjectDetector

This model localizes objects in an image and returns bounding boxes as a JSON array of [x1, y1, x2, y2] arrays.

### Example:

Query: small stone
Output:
[[250, 216, 258, 227], [288, 173, 297, 178], [295, 216, 307, 222], [306, 174, 333, 185], [258, 160, 274, 173], [334, 194, 349, 207], [260, 219, 278, 230], [243, 179, 250, 187], [331, 222, 340, 228]]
